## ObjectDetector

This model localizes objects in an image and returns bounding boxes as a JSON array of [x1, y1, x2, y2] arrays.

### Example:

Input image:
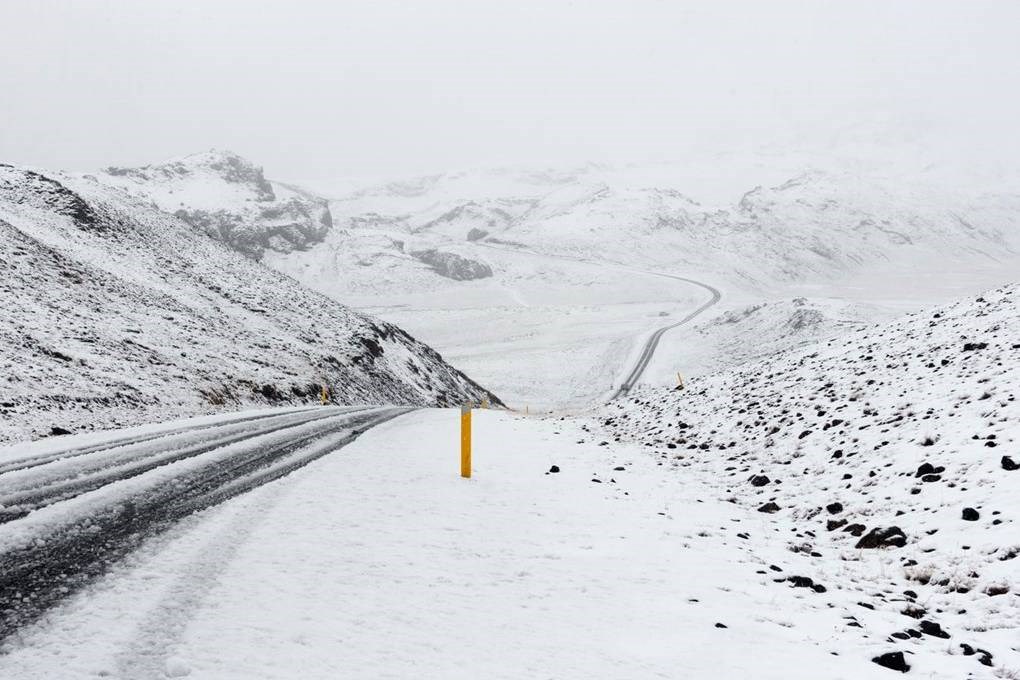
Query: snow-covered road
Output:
[[0, 406, 409, 641], [0, 409, 895, 678]]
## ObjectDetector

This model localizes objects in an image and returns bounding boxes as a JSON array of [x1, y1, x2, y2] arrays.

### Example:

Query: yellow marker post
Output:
[[677, 372, 685, 390], [460, 404, 472, 478], [320, 385, 330, 405]]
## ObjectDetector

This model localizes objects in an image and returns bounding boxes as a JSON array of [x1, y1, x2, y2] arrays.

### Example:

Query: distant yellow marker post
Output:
[[320, 385, 330, 405], [460, 404, 472, 478]]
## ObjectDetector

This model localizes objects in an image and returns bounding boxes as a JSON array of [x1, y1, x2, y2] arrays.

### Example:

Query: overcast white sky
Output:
[[2, 1, 1018, 180]]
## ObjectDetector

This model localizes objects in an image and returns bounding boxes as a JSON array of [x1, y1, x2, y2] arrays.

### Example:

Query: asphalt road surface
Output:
[[0, 405, 410, 640]]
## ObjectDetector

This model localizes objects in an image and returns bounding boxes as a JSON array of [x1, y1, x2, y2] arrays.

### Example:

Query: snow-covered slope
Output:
[[0, 164, 499, 445], [98, 150, 333, 260], [599, 284, 1020, 674], [667, 296, 885, 378]]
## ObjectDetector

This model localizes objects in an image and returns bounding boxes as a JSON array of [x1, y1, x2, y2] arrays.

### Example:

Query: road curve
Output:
[[608, 269, 721, 400], [473, 241, 722, 402], [0, 405, 411, 640]]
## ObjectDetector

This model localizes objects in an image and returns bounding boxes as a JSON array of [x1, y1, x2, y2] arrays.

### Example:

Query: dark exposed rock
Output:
[[962, 342, 988, 351], [919, 620, 950, 639], [49, 426, 73, 436], [901, 605, 926, 619], [915, 462, 944, 477], [548, 465, 560, 473], [962, 507, 980, 521], [872, 651, 910, 673], [411, 249, 493, 280], [855, 526, 907, 549], [1001, 456, 1019, 471], [826, 502, 843, 514], [757, 502, 780, 513], [750, 474, 770, 487]]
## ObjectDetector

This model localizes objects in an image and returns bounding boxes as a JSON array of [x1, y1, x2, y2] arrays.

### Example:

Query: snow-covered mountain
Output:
[[311, 159, 1020, 290], [0, 164, 499, 445], [99, 150, 333, 260], [599, 284, 1020, 673]]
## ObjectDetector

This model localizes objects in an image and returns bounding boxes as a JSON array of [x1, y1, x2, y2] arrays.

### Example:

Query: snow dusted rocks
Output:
[[98, 150, 332, 260], [0, 164, 499, 444], [599, 285, 1019, 675], [409, 249, 493, 280]]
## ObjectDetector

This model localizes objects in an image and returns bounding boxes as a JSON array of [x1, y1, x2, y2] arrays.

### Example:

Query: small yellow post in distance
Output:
[[460, 404, 472, 478]]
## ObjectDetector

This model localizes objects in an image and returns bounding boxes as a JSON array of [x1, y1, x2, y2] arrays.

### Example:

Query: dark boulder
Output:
[[872, 651, 910, 673], [855, 526, 907, 549]]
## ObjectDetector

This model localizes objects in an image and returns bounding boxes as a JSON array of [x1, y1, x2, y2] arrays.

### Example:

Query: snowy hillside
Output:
[[98, 150, 333, 260], [0, 164, 499, 445], [665, 296, 886, 378], [599, 284, 1020, 674]]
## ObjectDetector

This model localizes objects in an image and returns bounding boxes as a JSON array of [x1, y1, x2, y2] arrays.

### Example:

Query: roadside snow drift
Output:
[[0, 164, 499, 444], [601, 284, 1020, 675]]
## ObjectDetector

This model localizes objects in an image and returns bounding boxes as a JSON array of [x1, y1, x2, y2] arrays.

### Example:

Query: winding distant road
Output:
[[474, 241, 722, 402], [608, 271, 721, 400], [0, 406, 410, 640]]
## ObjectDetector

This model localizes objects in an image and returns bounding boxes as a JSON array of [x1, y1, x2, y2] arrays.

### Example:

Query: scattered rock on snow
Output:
[[854, 526, 907, 549], [872, 651, 910, 673], [919, 620, 950, 639]]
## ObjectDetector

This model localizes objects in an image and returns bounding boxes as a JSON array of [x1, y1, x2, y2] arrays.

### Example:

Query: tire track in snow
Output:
[[112, 479, 292, 679], [0, 406, 410, 642], [0, 406, 323, 476], [0, 408, 372, 522]]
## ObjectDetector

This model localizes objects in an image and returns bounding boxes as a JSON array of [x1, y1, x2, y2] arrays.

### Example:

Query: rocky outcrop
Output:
[[410, 249, 493, 280], [99, 150, 332, 260]]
